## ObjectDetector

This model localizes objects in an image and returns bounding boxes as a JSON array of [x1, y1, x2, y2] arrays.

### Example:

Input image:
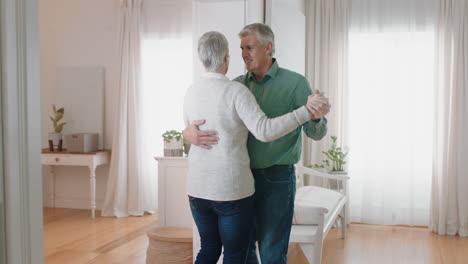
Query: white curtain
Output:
[[430, 0, 468, 237], [303, 0, 350, 177], [102, 0, 157, 217], [139, 0, 192, 191], [347, 0, 434, 225]]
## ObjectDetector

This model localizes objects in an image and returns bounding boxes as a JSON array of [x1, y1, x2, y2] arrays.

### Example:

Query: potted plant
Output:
[[310, 136, 349, 189], [48, 104, 66, 151], [162, 130, 183, 157]]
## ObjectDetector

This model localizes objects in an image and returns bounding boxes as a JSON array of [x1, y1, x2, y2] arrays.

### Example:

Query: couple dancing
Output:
[[183, 23, 330, 264]]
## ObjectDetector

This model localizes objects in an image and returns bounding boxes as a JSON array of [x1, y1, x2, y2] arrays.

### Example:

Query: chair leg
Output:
[[299, 243, 322, 264], [340, 207, 347, 239], [345, 200, 350, 226]]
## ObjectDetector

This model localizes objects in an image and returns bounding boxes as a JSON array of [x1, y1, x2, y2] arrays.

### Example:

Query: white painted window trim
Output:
[[0, 19, 6, 264], [1, 0, 44, 263]]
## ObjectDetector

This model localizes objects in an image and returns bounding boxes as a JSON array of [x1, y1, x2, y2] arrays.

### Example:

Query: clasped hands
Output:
[[306, 90, 331, 120]]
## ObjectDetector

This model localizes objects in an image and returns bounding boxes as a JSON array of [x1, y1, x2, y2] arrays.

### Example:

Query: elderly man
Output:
[[184, 23, 330, 264]]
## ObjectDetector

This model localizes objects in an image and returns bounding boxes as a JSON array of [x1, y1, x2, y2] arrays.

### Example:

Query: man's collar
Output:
[[266, 58, 279, 78], [248, 58, 279, 81]]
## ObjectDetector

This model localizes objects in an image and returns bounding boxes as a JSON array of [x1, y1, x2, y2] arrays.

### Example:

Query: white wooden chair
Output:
[[290, 165, 350, 264]]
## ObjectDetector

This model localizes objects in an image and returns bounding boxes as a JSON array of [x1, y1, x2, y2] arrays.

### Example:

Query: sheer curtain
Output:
[[140, 0, 192, 196], [102, 0, 192, 218], [303, 0, 350, 178], [102, 0, 157, 217], [430, 0, 468, 237], [347, 0, 434, 225]]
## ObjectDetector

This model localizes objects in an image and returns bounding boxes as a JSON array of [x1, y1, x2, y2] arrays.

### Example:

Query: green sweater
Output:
[[234, 59, 327, 169]]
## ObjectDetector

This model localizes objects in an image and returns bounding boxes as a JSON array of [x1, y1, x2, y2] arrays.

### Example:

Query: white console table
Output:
[[41, 149, 111, 218], [154, 156, 191, 228], [155, 156, 222, 264]]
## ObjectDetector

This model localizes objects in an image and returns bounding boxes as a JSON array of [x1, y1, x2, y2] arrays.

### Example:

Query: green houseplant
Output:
[[50, 104, 66, 133], [48, 104, 67, 150], [310, 136, 349, 189], [162, 130, 183, 157], [311, 136, 349, 172]]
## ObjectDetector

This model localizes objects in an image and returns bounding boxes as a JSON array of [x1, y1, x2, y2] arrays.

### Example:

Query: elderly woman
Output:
[[183, 31, 314, 264]]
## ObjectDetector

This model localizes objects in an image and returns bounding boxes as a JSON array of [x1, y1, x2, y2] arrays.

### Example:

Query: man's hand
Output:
[[183, 120, 219, 149], [306, 90, 331, 120]]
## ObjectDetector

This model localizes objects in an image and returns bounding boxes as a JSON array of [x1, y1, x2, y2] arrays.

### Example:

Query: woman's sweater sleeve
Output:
[[234, 85, 310, 142]]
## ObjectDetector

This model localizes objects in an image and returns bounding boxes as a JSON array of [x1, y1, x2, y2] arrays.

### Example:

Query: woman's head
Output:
[[198, 31, 230, 73]]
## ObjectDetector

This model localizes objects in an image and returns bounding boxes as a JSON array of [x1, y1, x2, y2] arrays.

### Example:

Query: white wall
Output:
[[192, 0, 248, 80], [40, 0, 120, 209], [192, 0, 264, 81], [278, 0, 304, 14], [267, 0, 305, 75]]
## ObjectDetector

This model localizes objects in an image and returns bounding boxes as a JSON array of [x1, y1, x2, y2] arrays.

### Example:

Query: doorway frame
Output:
[[0, 0, 44, 263], [0, 12, 5, 263]]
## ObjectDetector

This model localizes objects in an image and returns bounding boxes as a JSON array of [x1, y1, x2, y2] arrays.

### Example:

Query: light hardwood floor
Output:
[[44, 208, 158, 264], [44, 208, 468, 264]]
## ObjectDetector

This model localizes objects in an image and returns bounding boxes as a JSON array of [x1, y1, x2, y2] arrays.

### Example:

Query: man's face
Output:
[[240, 33, 271, 74]]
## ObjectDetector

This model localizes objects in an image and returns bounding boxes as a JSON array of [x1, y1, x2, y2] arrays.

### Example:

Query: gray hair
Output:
[[238, 23, 275, 56], [197, 31, 229, 71]]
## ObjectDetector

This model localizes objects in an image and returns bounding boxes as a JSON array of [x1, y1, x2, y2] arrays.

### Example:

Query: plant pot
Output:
[[48, 132, 63, 151], [327, 170, 348, 191], [164, 138, 183, 157], [328, 170, 348, 175]]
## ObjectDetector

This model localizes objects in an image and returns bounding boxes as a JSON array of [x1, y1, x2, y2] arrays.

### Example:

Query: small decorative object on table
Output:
[[311, 136, 349, 190], [183, 139, 191, 156], [48, 104, 67, 151], [64, 133, 98, 152], [162, 130, 183, 157]]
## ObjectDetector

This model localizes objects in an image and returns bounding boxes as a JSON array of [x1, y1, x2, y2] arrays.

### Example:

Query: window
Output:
[[348, 31, 434, 225], [140, 38, 192, 175]]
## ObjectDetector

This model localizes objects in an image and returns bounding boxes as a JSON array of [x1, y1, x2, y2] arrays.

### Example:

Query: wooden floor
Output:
[[44, 208, 158, 264], [44, 208, 468, 264]]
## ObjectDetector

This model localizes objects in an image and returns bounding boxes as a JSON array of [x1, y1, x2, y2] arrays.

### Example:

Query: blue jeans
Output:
[[246, 165, 296, 264], [189, 195, 255, 264]]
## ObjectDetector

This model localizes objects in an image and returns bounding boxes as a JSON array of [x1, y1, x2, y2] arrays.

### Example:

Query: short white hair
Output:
[[239, 23, 275, 56], [197, 31, 229, 71]]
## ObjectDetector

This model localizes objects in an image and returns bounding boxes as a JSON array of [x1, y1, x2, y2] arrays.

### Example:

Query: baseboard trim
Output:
[[45, 197, 104, 210]]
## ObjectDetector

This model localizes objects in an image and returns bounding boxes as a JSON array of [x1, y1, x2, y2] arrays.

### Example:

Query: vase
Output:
[[328, 170, 348, 175], [48, 132, 63, 151], [163, 138, 183, 157], [327, 170, 348, 191]]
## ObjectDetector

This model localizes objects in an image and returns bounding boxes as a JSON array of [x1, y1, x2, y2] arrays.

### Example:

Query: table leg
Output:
[[49, 165, 55, 208], [89, 165, 96, 219]]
